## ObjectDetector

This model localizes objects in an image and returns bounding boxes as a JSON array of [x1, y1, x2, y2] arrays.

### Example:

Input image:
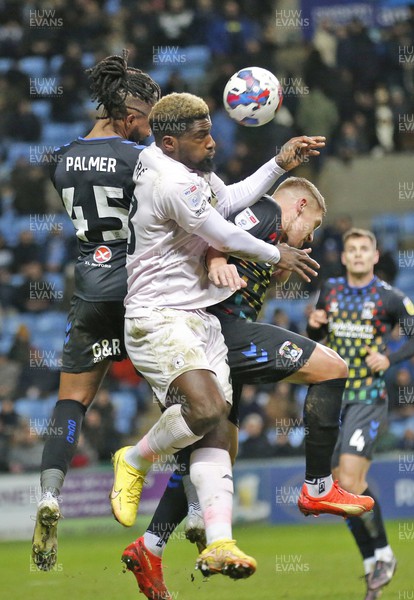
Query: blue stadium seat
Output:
[[7, 142, 33, 164], [31, 100, 52, 121], [34, 311, 67, 334], [148, 68, 174, 88], [49, 54, 64, 75], [180, 65, 207, 85], [0, 213, 19, 246], [42, 122, 87, 146], [9, 273, 25, 287], [111, 391, 137, 435], [399, 212, 414, 245], [44, 273, 65, 292], [0, 57, 13, 73], [81, 53, 95, 68], [19, 56, 47, 78], [372, 213, 401, 252], [184, 45, 211, 66], [395, 268, 414, 297], [15, 396, 57, 422]]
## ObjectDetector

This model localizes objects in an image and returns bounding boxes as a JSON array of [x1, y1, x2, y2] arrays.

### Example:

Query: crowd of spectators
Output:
[[0, 0, 413, 470]]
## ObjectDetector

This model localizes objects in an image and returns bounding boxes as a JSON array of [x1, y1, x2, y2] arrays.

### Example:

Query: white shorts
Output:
[[125, 307, 232, 407]]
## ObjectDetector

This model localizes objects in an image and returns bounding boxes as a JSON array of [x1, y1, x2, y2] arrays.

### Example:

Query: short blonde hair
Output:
[[343, 227, 377, 248], [275, 177, 326, 215], [149, 92, 209, 141]]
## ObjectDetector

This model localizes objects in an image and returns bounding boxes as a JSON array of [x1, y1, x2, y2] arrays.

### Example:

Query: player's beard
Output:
[[194, 156, 215, 173]]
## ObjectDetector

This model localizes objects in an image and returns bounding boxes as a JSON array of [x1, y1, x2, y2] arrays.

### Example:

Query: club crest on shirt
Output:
[[234, 207, 260, 230], [361, 301, 375, 320], [93, 245, 112, 263], [278, 341, 303, 363], [329, 300, 339, 314]]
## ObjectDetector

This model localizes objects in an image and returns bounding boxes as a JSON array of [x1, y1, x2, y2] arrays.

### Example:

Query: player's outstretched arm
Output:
[[197, 209, 319, 282], [210, 135, 326, 219]]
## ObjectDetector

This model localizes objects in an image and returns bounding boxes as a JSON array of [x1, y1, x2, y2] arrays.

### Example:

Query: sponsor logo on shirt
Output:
[[93, 245, 112, 263], [235, 208, 260, 230]]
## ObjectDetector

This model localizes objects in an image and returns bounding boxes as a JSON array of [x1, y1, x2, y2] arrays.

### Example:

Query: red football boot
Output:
[[122, 536, 171, 600], [298, 480, 374, 517]]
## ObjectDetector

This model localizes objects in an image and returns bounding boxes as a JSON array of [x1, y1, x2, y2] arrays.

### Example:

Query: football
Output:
[[223, 67, 283, 127]]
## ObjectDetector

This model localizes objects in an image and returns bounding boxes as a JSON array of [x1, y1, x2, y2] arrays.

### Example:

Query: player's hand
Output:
[[208, 263, 247, 292], [277, 244, 319, 283], [307, 309, 328, 329], [365, 347, 390, 373], [275, 136, 326, 171]]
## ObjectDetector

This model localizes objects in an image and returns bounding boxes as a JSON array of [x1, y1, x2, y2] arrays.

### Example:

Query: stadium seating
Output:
[[19, 56, 48, 78]]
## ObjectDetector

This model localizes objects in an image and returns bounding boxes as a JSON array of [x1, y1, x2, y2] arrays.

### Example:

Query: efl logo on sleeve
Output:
[[183, 184, 204, 212], [235, 207, 260, 230]]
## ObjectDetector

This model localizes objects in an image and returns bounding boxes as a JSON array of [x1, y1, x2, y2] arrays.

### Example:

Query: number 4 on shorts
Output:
[[349, 428, 365, 452]]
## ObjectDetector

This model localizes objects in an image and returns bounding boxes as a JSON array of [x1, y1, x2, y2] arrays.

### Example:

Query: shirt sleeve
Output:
[[195, 208, 280, 264], [385, 289, 414, 365], [210, 158, 286, 219], [227, 198, 280, 244], [306, 285, 329, 341], [155, 176, 212, 233]]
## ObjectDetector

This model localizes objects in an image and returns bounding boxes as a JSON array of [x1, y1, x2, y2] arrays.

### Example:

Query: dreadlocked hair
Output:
[[86, 49, 161, 119]]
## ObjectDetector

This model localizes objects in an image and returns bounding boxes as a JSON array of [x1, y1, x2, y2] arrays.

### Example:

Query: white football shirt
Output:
[[125, 143, 283, 314]]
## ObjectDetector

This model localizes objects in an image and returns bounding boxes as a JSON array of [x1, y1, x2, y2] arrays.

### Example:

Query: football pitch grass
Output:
[[2, 517, 409, 600]]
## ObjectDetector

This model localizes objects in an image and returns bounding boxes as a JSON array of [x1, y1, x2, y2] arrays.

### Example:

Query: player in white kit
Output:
[[110, 92, 322, 579]]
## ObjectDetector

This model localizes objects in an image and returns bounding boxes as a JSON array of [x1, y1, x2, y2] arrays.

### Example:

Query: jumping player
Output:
[[31, 51, 161, 571], [109, 92, 329, 581], [117, 178, 374, 600]]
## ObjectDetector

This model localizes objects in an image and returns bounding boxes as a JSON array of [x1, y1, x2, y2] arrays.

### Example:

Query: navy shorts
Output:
[[218, 316, 316, 427], [331, 402, 388, 467], [62, 296, 127, 372]]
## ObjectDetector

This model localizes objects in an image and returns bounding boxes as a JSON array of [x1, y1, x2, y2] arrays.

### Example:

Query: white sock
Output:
[[363, 556, 376, 575], [183, 474, 202, 516], [190, 447, 233, 545], [375, 545, 394, 562], [125, 404, 203, 473], [305, 475, 333, 497], [143, 531, 164, 558]]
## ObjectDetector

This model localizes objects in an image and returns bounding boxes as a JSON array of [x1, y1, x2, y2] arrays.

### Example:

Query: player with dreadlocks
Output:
[[31, 50, 160, 571]]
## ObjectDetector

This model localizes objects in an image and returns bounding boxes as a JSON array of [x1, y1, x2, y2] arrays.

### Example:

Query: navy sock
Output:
[[304, 378, 346, 479], [41, 399, 86, 475], [146, 470, 189, 544]]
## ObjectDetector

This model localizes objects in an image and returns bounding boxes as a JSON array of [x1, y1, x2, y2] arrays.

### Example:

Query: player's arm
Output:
[[306, 287, 329, 341], [157, 180, 319, 281], [367, 289, 414, 373], [211, 135, 326, 218], [205, 247, 247, 291]]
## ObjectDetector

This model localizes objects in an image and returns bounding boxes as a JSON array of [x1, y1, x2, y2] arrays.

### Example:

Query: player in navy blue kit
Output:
[[307, 228, 414, 599], [31, 51, 161, 571], [120, 181, 374, 600]]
